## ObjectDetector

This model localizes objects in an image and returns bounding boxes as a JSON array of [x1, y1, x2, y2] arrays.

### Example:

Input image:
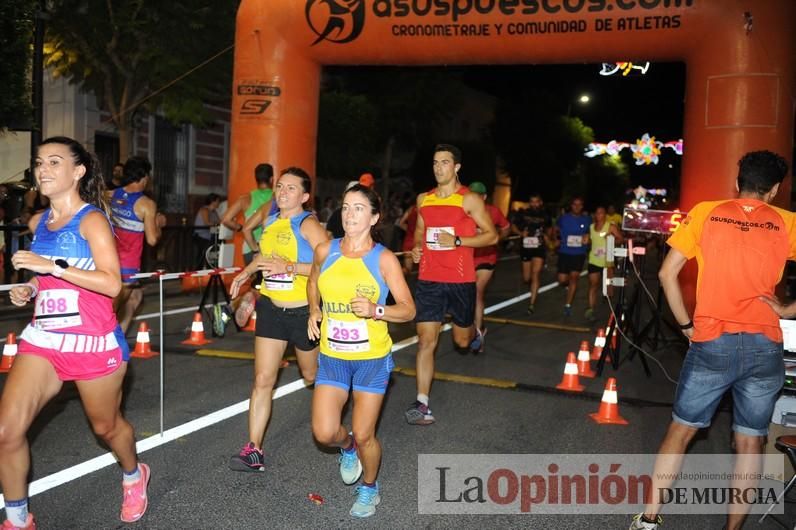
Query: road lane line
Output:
[[0, 277, 564, 505]]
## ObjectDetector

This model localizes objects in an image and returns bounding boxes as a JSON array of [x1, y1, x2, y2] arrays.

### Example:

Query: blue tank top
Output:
[[31, 204, 119, 335]]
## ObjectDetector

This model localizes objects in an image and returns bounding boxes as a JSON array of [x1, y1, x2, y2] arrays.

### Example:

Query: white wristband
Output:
[[26, 282, 38, 299]]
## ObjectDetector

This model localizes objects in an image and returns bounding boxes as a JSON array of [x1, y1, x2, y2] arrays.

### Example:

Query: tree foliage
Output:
[[43, 0, 238, 157], [494, 89, 628, 208], [317, 91, 379, 179], [319, 67, 470, 183], [0, 0, 35, 131]]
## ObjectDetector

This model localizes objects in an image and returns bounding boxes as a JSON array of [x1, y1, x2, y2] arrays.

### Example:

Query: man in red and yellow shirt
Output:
[[632, 151, 795, 530], [405, 144, 498, 426]]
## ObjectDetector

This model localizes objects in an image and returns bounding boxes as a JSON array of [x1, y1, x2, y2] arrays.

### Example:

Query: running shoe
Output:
[[235, 290, 256, 328], [339, 438, 363, 485], [468, 328, 482, 353], [350, 483, 381, 518], [229, 442, 265, 472], [563, 304, 572, 317], [1, 514, 35, 530], [629, 513, 662, 529], [212, 303, 232, 337], [405, 401, 435, 425], [120, 463, 150, 523], [584, 307, 596, 322], [527, 303, 535, 315], [469, 328, 486, 354]]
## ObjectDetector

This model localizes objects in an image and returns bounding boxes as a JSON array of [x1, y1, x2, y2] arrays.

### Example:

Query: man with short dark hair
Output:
[[406, 144, 498, 425], [110, 156, 166, 334], [631, 150, 796, 530]]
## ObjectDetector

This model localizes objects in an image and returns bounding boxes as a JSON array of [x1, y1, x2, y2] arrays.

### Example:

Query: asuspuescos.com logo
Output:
[[306, 0, 366, 45]]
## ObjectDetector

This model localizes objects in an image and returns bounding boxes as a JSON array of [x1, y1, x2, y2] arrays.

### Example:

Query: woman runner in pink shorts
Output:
[[0, 137, 150, 529]]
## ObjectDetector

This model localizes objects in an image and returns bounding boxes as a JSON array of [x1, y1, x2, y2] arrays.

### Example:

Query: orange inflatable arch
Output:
[[229, 0, 794, 226]]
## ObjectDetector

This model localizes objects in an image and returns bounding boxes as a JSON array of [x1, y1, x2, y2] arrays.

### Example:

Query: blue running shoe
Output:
[[350, 483, 381, 518], [339, 437, 362, 485], [469, 328, 486, 354], [563, 304, 572, 317]]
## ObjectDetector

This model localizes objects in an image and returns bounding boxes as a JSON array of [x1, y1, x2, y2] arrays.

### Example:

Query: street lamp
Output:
[[567, 94, 591, 116]]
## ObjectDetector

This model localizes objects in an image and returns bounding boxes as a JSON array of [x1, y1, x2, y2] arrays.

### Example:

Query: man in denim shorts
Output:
[[631, 151, 796, 530]]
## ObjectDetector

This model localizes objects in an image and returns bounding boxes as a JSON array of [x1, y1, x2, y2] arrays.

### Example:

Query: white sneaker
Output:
[[629, 513, 661, 529]]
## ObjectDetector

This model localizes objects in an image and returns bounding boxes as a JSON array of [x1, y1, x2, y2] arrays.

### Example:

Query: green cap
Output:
[[469, 181, 487, 194]]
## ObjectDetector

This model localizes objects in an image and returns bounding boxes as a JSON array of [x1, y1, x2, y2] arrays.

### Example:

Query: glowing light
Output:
[[599, 62, 651, 76], [579, 94, 590, 104], [584, 134, 683, 165]]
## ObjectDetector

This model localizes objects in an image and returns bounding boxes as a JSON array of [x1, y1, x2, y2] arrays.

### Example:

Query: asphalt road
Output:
[[0, 254, 792, 529]]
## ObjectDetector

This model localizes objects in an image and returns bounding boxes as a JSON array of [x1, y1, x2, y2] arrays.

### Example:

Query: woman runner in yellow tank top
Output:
[[307, 184, 415, 518], [586, 205, 623, 321], [227, 167, 328, 472]]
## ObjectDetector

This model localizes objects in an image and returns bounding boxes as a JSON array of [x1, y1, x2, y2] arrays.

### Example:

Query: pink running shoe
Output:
[[1, 514, 35, 529], [235, 290, 256, 328], [120, 463, 151, 523]]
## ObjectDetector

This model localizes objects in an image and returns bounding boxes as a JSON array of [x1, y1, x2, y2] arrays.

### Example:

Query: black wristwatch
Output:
[[52, 258, 69, 278], [454, 236, 462, 247]]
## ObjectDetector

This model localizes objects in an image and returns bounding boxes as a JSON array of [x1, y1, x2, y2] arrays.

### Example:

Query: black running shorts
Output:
[[414, 280, 476, 327], [255, 296, 316, 351]]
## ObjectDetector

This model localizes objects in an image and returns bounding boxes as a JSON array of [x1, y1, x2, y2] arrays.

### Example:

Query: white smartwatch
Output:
[[374, 304, 385, 320], [52, 259, 69, 278]]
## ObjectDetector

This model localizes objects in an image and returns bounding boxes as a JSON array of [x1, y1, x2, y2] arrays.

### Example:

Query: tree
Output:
[[0, 0, 35, 131], [316, 91, 379, 179], [494, 89, 628, 207], [43, 0, 238, 159], [320, 67, 470, 195]]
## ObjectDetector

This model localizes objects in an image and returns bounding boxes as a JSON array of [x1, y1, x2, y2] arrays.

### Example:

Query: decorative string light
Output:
[[599, 62, 651, 76], [584, 134, 683, 165]]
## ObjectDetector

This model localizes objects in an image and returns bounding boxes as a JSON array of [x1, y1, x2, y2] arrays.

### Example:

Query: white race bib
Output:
[[34, 289, 81, 330], [327, 318, 369, 353], [593, 247, 606, 257], [425, 227, 455, 251], [566, 235, 584, 248], [265, 273, 294, 291], [523, 236, 540, 249]]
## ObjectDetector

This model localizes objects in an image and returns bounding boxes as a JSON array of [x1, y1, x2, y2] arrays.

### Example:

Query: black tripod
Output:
[[596, 241, 653, 377], [196, 229, 240, 337], [627, 238, 688, 354]]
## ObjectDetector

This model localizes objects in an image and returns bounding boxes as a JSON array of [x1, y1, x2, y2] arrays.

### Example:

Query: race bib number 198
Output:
[[35, 289, 81, 330]]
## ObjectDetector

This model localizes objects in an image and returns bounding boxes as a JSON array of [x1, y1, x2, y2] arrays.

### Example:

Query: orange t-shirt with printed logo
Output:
[[667, 199, 796, 343]]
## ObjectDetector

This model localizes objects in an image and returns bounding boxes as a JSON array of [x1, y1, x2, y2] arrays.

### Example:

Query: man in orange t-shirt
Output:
[[632, 151, 795, 530]]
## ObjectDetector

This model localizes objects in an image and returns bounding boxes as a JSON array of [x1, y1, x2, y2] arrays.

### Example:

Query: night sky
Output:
[[323, 61, 686, 201], [461, 61, 686, 193]]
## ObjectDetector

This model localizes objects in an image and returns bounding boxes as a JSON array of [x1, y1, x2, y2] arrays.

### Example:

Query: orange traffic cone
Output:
[[242, 307, 257, 332], [590, 328, 606, 360], [577, 340, 596, 378], [589, 377, 628, 425], [132, 322, 159, 358], [556, 352, 584, 392], [0, 333, 17, 373], [181, 312, 212, 346]]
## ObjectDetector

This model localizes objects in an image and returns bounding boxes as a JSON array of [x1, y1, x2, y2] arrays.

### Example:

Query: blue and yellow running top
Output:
[[258, 210, 313, 303], [318, 239, 392, 360]]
